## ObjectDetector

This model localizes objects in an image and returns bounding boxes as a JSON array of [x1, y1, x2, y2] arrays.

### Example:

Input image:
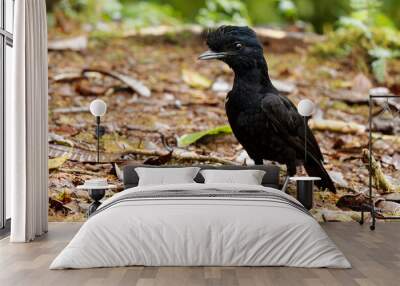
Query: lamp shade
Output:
[[297, 99, 315, 117], [90, 99, 107, 117]]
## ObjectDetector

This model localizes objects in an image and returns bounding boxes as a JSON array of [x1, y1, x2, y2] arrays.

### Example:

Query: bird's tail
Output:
[[304, 158, 336, 193]]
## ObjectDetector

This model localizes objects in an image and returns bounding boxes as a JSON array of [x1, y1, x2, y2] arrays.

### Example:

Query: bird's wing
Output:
[[260, 94, 324, 161]]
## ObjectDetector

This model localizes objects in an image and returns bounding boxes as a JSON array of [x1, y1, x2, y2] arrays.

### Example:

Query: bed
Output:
[[50, 164, 350, 269]]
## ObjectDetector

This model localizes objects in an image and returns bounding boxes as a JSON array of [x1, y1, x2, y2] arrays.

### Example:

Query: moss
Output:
[[311, 26, 400, 82]]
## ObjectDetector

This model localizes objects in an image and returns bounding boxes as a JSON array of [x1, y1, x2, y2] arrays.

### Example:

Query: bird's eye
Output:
[[235, 43, 243, 50]]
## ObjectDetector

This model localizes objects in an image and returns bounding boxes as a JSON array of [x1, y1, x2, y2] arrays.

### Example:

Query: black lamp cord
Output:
[[304, 116, 307, 164], [96, 116, 100, 163]]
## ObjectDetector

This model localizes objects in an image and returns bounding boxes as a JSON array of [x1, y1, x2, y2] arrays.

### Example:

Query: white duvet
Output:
[[50, 183, 351, 269]]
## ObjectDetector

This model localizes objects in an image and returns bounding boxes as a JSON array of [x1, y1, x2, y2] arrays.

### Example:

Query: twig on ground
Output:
[[362, 149, 400, 194], [309, 119, 366, 134], [82, 68, 151, 97], [48, 35, 88, 51], [52, 106, 89, 113], [49, 143, 236, 165], [58, 168, 100, 176], [119, 148, 236, 165]]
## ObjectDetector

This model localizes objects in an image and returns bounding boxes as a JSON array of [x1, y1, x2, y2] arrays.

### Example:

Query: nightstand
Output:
[[289, 177, 321, 210], [77, 181, 116, 216]]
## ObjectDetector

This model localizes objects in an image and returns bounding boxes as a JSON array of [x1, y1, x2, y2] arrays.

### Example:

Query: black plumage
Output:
[[199, 26, 336, 192]]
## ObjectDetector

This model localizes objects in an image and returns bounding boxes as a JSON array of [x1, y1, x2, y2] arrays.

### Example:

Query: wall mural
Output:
[[47, 0, 400, 223]]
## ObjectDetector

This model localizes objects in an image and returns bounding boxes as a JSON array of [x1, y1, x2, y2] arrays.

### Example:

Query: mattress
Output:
[[50, 183, 350, 269]]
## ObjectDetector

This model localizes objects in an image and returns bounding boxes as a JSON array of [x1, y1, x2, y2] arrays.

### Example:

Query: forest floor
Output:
[[47, 29, 400, 222]]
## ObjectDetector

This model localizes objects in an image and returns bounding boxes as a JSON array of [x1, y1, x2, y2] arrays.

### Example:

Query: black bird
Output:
[[199, 25, 336, 192]]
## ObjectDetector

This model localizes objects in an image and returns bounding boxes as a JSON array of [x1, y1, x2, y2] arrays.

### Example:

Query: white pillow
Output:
[[200, 169, 266, 185], [135, 167, 200, 186]]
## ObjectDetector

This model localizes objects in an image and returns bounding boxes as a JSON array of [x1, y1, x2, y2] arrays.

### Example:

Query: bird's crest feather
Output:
[[206, 25, 259, 52]]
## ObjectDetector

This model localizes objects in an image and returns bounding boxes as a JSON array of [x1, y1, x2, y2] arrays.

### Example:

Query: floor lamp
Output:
[[297, 99, 316, 163], [89, 99, 107, 163]]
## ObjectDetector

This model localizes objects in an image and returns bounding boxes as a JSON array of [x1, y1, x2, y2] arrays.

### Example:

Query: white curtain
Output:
[[7, 0, 48, 242]]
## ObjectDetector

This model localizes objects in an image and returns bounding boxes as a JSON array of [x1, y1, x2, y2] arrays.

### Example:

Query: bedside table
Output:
[[77, 183, 116, 216], [289, 177, 321, 210]]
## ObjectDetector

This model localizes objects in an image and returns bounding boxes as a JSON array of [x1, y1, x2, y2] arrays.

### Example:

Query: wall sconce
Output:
[[89, 99, 107, 163]]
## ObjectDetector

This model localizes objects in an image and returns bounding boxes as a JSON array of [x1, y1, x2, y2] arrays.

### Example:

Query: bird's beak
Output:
[[198, 50, 228, 60]]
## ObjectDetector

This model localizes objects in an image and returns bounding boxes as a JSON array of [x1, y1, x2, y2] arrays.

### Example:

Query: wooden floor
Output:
[[0, 222, 399, 286]]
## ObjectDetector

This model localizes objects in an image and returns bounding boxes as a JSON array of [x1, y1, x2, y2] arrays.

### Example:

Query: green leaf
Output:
[[338, 17, 371, 37], [121, 2, 181, 28], [177, 125, 232, 147], [368, 47, 392, 59], [196, 0, 251, 27], [278, 0, 297, 19], [48, 156, 69, 170], [182, 69, 212, 89], [371, 58, 386, 83]]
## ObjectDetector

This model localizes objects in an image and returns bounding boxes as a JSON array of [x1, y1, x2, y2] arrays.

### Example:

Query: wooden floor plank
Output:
[[0, 222, 399, 286]]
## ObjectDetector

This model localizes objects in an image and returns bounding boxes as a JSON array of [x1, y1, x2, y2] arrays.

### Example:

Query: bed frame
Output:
[[123, 164, 281, 190]]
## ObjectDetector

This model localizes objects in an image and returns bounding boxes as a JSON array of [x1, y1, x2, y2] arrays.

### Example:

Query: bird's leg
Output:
[[281, 175, 290, 193], [282, 162, 296, 193], [287, 162, 297, 177], [297, 164, 307, 176]]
